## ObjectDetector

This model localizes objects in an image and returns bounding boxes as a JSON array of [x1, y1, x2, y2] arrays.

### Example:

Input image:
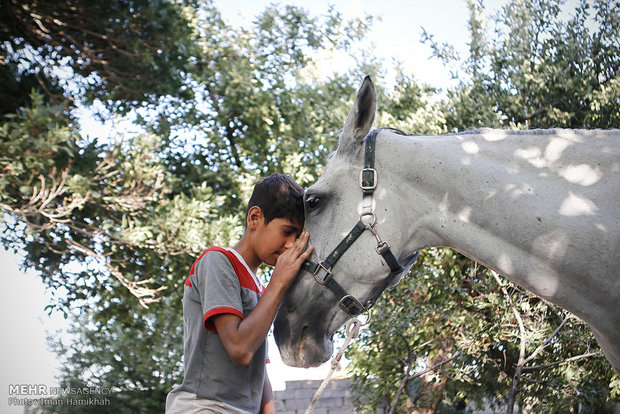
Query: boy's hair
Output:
[[246, 173, 304, 226]]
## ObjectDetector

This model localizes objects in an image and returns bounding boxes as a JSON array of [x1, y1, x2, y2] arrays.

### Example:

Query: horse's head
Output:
[[274, 77, 419, 367]]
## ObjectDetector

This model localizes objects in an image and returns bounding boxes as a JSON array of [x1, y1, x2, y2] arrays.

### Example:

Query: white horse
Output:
[[273, 76, 620, 373]]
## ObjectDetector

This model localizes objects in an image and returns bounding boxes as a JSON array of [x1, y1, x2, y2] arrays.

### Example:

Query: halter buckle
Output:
[[360, 168, 377, 191], [312, 261, 333, 285], [339, 295, 367, 316]]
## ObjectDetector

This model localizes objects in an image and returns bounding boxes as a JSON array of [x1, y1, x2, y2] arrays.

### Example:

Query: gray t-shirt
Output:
[[169, 247, 266, 413]]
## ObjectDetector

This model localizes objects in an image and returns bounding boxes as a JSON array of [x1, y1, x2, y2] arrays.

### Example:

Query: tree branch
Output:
[[490, 271, 524, 414], [522, 314, 571, 365], [388, 340, 472, 414], [522, 351, 603, 371]]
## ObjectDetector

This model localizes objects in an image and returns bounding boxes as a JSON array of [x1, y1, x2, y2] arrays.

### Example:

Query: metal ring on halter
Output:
[[312, 261, 332, 285], [360, 212, 377, 227], [339, 295, 367, 316]]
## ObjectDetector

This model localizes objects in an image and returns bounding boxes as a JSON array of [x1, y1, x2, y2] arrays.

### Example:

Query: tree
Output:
[[349, 249, 618, 413], [2, 1, 375, 412], [0, 0, 207, 309], [432, 0, 619, 131], [3, 0, 618, 412], [348, 0, 620, 412], [0, 0, 195, 114]]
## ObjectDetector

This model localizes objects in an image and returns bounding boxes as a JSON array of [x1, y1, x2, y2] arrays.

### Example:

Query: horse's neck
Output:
[[381, 129, 620, 324]]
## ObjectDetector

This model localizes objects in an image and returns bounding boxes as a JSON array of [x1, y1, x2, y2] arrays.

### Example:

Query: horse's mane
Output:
[[371, 127, 619, 140]]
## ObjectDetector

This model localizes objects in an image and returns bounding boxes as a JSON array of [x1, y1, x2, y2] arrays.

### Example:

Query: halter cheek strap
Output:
[[302, 129, 419, 316]]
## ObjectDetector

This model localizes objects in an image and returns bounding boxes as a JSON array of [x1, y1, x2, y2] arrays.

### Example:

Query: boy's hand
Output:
[[271, 232, 313, 289]]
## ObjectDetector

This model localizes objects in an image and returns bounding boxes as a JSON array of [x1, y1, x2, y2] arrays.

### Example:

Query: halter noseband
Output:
[[301, 129, 418, 316]]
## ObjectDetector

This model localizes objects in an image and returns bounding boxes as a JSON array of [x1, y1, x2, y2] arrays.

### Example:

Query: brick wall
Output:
[[274, 378, 366, 414], [274, 380, 620, 414]]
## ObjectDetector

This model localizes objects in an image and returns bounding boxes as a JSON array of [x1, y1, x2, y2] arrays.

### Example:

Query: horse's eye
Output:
[[306, 195, 321, 211]]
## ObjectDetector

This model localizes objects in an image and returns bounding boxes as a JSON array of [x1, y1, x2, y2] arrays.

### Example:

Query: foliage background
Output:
[[1, 0, 618, 413]]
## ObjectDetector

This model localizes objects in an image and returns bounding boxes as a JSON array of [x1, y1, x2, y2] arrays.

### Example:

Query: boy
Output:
[[166, 173, 313, 414]]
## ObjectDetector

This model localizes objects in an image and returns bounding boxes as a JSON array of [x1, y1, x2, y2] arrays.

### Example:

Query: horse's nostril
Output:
[[301, 325, 310, 339]]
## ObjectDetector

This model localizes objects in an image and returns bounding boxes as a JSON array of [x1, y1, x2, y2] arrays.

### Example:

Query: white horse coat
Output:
[[274, 77, 620, 373]]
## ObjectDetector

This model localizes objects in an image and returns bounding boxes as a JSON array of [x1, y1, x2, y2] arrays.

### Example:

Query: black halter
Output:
[[301, 129, 418, 316]]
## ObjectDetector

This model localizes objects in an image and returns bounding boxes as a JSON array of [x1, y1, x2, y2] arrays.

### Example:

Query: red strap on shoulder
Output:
[[184, 247, 261, 293]]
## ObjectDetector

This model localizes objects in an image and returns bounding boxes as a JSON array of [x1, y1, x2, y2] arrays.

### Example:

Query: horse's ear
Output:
[[338, 76, 376, 153]]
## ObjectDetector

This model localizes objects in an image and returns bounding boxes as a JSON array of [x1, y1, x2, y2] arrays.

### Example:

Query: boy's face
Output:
[[254, 216, 303, 266]]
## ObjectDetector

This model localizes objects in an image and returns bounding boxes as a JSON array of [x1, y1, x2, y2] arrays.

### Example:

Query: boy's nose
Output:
[[284, 235, 297, 249]]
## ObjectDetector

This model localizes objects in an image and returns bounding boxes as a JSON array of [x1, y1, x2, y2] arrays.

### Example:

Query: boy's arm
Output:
[[261, 370, 276, 414], [213, 232, 312, 366]]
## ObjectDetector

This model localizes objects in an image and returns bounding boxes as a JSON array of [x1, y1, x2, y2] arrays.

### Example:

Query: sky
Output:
[[2, 0, 582, 411], [214, 0, 479, 89]]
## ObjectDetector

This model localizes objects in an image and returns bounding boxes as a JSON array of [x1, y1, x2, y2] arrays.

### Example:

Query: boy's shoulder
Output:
[[188, 246, 229, 274]]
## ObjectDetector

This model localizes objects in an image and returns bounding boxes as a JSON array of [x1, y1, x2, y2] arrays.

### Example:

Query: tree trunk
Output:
[[410, 349, 450, 414]]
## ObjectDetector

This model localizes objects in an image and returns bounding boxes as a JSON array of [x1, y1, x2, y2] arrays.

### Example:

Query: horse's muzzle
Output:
[[274, 310, 334, 368]]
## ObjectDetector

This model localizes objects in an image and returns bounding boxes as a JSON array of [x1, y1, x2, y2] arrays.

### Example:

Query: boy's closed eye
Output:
[[282, 224, 302, 237]]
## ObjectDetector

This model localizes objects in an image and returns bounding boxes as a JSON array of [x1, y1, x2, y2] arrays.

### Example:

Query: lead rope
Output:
[[304, 318, 362, 414]]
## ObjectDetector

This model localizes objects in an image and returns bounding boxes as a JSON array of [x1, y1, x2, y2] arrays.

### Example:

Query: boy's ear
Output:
[[246, 206, 264, 230]]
